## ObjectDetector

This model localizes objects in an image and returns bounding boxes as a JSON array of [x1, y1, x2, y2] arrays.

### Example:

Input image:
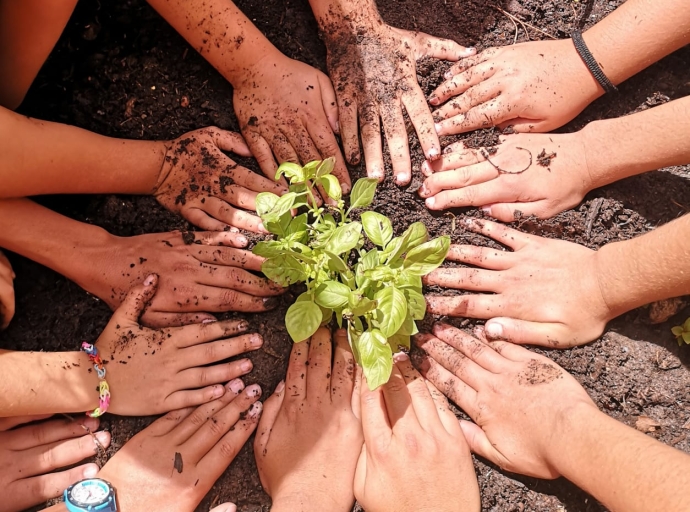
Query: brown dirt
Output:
[[2, 0, 690, 511]]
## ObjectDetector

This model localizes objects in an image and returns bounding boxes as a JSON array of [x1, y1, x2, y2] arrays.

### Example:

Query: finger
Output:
[[283, 121, 322, 167], [483, 200, 552, 223], [331, 328, 355, 405], [305, 119, 352, 194], [190, 230, 250, 249], [0, 278, 14, 330], [499, 117, 551, 133], [425, 379, 464, 437], [381, 362, 420, 432], [351, 364, 363, 420], [193, 285, 280, 313], [307, 327, 333, 399], [445, 49, 498, 76], [459, 420, 504, 465], [175, 319, 251, 347], [421, 147, 485, 176], [254, 380, 285, 457], [462, 217, 532, 250], [0, 414, 52, 432], [318, 72, 340, 134], [359, 104, 384, 181], [193, 197, 266, 233], [443, 244, 512, 271], [182, 208, 236, 232], [6, 416, 100, 451], [192, 247, 264, 272], [183, 334, 263, 368], [418, 34, 476, 61], [429, 62, 496, 106], [222, 164, 287, 195], [432, 322, 508, 373], [216, 184, 259, 212], [360, 375, 392, 450], [380, 100, 412, 185], [473, 325, 530, 362], [21, 431, 111, 476], [419, 163, 498, 198], [179, 359, 255, 391], [337, 92, 360, 165], [403, 89, 441, 161], [10, 463, 101, 511], [422, 267, 501, 292], [269, 129, 301, 166], [484, 318, 574, 349], [115, 274, 158, 324], [433, 81, 502, 121], [286, 337, 310, 400], [415, 348, 477, 415], [435, 101, 506, 136], [210, 128, 253, 157], [204, 266, 284, 297], [425, 293, 504, 320], [242, 130, 279, 179], [140, 311, 217, 328], [414, 332, 490, 390], [394, 353, 444, 434], [210, 504, 238, 512]]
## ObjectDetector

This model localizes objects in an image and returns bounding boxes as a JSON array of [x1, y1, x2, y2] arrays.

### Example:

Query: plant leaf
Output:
[[404, 288, 427, 320], [358, 329, 393, 389], [388, 332, 411, 352], [252, 240, 286, 259], [276, 162, 305, 183], [405, 222, 429, 250], [262, 254, 307, 286], [349, 178, 378, 209], [374, 287, 407, 338], [362, 211, 393, 247], [256, 192, 279, 217], [285, 301, 322, 342], [262, 192, 297, 223], [672, 326, 684, 336], [319, 174, 342, 201], [316, 157, 336, 178], [683, 332, 690, 344], [314, 280, 351, 309], [396, 314, 419, 336], [325, 222, 362, 255], [403, 236, 451, 276]]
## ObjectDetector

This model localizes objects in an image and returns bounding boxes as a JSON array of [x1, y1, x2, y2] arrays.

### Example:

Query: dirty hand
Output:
[[94, 275, 263, 416], [0, 250, 15, 330], [234, 56, 351, 193], [419, 132, 591, 220], [430, 39, 601, 135], [154, 127, 286, 233], [0, 415, 111, 512], [354, 353, 479, 512], [416, 322, 598, 479], [97, 384, 262, 512], [324, 18, 475, 184], [78, 230, 283, 328], [424, 218, 612, 348], [255, 328, 363, 512]]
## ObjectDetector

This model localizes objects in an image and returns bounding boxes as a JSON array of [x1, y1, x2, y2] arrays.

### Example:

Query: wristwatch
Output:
[[64, 478, 118, 512]]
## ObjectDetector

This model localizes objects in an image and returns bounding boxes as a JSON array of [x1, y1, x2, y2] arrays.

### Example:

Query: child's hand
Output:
[[416, 322, 598, 479], [419, 132, 591, 221], [255, 328, 363, 512], [95, 275, 263, 416], [233, 57, 351, 194], [97, 382, 261, 512], [0, 250, 15, 330], [154, 127, 287, 233], [354, 353, 480, 512], [430, 39, 601, 135]]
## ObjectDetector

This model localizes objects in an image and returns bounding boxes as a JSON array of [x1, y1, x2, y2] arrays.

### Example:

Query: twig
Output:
[[61, 413, 107, 457], [585, 197, 604, 239], [480, 147, 533, 174], [492, 5, 557, 40]]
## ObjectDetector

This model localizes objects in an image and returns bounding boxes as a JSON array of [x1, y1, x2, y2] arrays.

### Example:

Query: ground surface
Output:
[[3, 0, 690, 510]]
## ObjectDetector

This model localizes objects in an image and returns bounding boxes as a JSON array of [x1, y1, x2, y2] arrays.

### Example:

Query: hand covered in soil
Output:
[[79, 230, 283, 328], [255, 328, 363, 512], [354, 353, 480, 512], [424, 218, 612, 348], [0, 250, 15, 330], [419, 132, 591, 220], [97, 383, 262, 512], [154, 127, 287, 233], [430, 39, 601, 135], [0, 415, 111, 512], [416, 322, 597, 479], [233, 56, 351, 193], [325, 20, 475, 184], [95, 275, 263, 416]]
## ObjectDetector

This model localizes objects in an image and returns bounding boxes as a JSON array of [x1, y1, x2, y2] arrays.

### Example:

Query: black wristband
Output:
[[571, 30, 618, 94]]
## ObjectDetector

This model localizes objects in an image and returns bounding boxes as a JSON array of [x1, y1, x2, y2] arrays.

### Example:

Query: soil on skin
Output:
[[2, 0, 690, 511]]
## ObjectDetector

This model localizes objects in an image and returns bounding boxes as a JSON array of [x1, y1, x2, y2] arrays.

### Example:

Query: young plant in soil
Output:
[[253, 158, 450, 388], [672, 317, 690, 346]]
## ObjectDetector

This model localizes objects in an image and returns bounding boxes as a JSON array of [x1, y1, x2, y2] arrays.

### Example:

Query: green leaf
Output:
[[356, 249, 379, 288], [286, 213, 308, 236], [396, 272, 423, 290], [264, 211, 292, 237], [276, 162, 305, 183], [349, 293, 377, 317], [325, 222, 362, 255], [361, 211, 393, 247], [348, 321, 363, 364], [374, 287, 407, 338], [396, 314, 419, 336], [358, 329, 393, 390], [340, 270, 356, 290], [286, 301, 322, 342], [314, 281, 351, 309], [404, 288, 427, 320], [316, 157, 336, 178], [302, 161, 320, 180], [324, 251, 348, 272], [319, 174, 342, 201], [403, 236, 451, 276], [262, 192, 297, 223], [364, 266, 395, 282], [252, 241, 286, 259], [388, 332, 411, 352], [672, 326, 684, 337], [256, 192, 279, 217], [349, 178, 378, 209], [262, 254, 307, 286], [683, 332, 690, 345], [405, 222, 429, 250]]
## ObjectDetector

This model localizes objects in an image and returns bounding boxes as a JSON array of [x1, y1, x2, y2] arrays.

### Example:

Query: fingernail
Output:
[[250, 333, 263, 347], [419, 184, 429, 197], [462, 217, 474, 226], [246, 384, 262, 397], [143, 274, 156, 286], [340, 182, 350, 194], [248, 401, 263, 419], [335, 120, 340, 134], [258, 222, 269, 234], [228, 378, 245, 394], [444, 145, 454, 154], [80, 417, 99, 430], [212, 384, 226, 398], [202, 318, 217, 324], [434, 123, 442, 135], [421, 161, 431, 175], [396, 173, 409, 185], [95, 431, 110, 444], [425, 197, 436, 208], [481, 206, 492, 215], [444, 70, 454, 79], [486, 322, 503, 338], [238, 320, 249, 331], [241, 359, 253, 372], [274, 380, 285, 394], [83, 464, 99, 478], [466, 47, 477, 54], [428, 95, 439, 106], [263, 297, 279, 309], [236, 235, 248, 247], [393, 352, 409, 363], [427, 147, 440, 161]]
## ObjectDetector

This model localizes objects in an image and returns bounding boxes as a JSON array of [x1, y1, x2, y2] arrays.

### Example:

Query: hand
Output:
[[415, 322, 598, 479], [424, 218, 612, 348], [325, 20, 475, 184], [77, 229, 283, 327], [255, 328, 362, 512], [0, 415, 111, 512], [234, 56, 351, 194], [0, 250, 14, 330], [354, 353, 479, 512], [154, 127, 286, 233], [95, 276, 263, 415], [97, 382, 262, 512], [430, 39, 601, 136], [419, 132, 592, 221]]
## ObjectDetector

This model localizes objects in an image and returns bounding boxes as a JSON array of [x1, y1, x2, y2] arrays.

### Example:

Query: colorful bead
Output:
[[81, 342, 110, 418]]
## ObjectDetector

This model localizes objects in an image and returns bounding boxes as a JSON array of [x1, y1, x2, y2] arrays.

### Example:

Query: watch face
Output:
[[69, 479, 111, 506]]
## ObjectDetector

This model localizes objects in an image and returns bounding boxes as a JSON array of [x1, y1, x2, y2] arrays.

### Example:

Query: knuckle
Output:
[[189, 411, 207, 427], [208, 416, 227, 437], [220, 290, 240, 308], [219, 438, 240, 460]]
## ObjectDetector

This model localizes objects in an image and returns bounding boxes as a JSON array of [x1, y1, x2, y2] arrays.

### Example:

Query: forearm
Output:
[[0, 350, 98, 416], [556, 404, 690, 512], [146, 0, 284, 85], [582, 95, 690, 189], [594, 213, 690, 318], [583, 0, 690, 86]]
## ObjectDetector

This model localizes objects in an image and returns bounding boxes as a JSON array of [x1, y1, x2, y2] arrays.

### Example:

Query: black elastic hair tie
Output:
[[571, 30, 618, 94]]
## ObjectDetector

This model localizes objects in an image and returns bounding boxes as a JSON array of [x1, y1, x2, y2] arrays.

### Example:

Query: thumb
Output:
[[210, 504, 237, 512], [459, 420, 503, 465], [318, 73, 340, 135], [485, 318, 566, 348], [419, 33, 477, 61], [115, 274, 158, 324], [211, 128, 252, 157]]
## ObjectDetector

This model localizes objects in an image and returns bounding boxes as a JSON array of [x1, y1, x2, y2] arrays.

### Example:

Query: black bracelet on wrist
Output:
[[571, 30, 618, 94]]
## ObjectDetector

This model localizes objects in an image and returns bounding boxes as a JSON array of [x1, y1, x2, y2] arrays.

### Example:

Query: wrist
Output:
[[592, 242, 639, 321], [223, 45, 285, 86], [550, 400, 605, 478], [271, 490, 352, 512]]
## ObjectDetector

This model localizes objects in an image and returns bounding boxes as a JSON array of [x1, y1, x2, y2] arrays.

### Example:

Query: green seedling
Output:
[[672, 317, 690, 346], [253, 157, 450, 389]]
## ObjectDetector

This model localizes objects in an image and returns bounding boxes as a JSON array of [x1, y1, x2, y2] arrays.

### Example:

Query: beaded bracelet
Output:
[[81, 342, 111, 418]]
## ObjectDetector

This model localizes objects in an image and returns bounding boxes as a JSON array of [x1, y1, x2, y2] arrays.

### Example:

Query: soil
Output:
[[2, 0, 690, 511]]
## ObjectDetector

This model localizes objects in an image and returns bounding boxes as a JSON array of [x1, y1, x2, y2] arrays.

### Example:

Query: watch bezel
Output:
[[67, 478, 114, 507]]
